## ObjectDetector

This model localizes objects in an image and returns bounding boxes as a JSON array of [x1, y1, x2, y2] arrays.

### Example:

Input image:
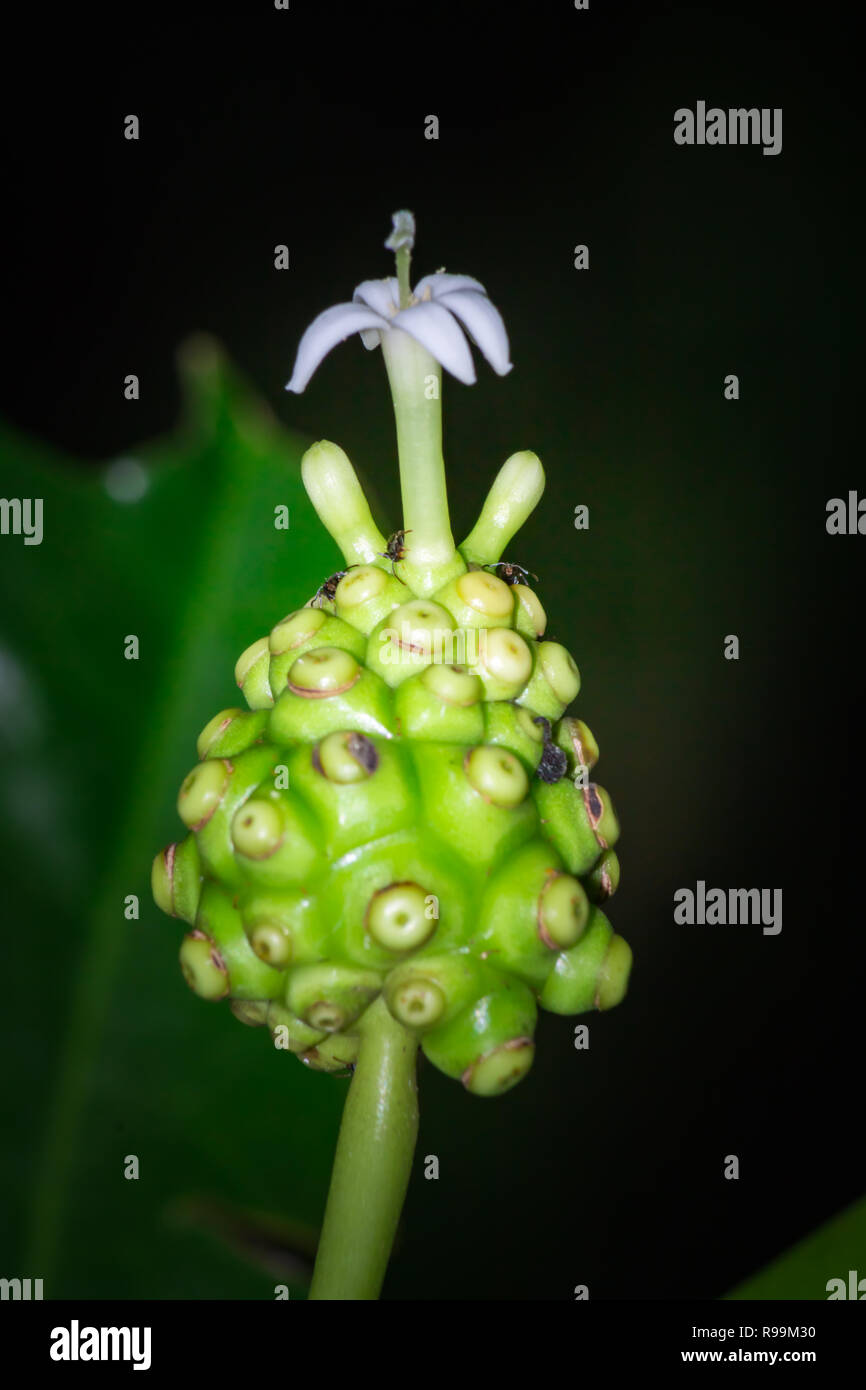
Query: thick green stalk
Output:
[[309, 996, 419, 1300]]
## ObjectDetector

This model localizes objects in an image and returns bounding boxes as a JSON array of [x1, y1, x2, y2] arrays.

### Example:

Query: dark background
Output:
[[1, 0, 862, 1299]]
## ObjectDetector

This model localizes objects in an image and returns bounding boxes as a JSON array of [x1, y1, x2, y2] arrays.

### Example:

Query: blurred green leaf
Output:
[[726, 1196, 866, 1300], [0, 337, 350, 1296]]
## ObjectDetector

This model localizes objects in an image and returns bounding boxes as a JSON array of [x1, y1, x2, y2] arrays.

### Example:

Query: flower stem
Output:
[[381, 332, 464, 594], [308, 996, 419, 1300]]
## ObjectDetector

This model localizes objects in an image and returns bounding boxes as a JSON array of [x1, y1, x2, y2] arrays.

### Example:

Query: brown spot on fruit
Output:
[[584, 784, 605, 842], [347, 732, 378, 772]]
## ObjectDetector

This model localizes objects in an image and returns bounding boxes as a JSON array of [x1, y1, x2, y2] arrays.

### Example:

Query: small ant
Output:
[[312, 569, 349, 608], [484, 561, 538, 587], [379, 529, 411, 575]]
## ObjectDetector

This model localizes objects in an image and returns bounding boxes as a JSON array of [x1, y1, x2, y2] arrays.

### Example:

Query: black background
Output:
[[1, 0, 862, 1300]]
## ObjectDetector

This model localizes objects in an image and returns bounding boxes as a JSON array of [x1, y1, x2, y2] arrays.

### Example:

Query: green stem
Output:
[[381, 332, 463, 594], [308, 997, 419, 1300]]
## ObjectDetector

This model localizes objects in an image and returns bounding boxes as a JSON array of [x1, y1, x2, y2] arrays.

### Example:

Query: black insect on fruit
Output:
[[533, 715, 569, 783], [379, 529, 411, 574], [484, 560, 539, 587], [312, 569, 349, 608]]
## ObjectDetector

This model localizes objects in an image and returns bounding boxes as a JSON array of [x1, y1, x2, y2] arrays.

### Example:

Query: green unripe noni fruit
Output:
[[154, 527, 630, 1091], [152, 221, 630, 1100]]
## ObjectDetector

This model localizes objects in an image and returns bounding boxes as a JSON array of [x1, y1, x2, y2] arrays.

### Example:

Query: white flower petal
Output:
[[436, 289, 512, 376], [285, 302, 389, 392], [353, 278, 400, 316], [413, 273, 487, 301], [353, 279, 400, 350], [392, 301, 477, 384]]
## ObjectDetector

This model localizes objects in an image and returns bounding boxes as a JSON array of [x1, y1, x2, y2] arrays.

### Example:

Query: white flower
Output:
[[286, 271, 512, 393]]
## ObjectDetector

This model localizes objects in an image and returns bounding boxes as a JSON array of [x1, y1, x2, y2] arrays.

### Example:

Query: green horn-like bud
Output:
[[301, 440, 389, 567], [460, 451, 545, 566]]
